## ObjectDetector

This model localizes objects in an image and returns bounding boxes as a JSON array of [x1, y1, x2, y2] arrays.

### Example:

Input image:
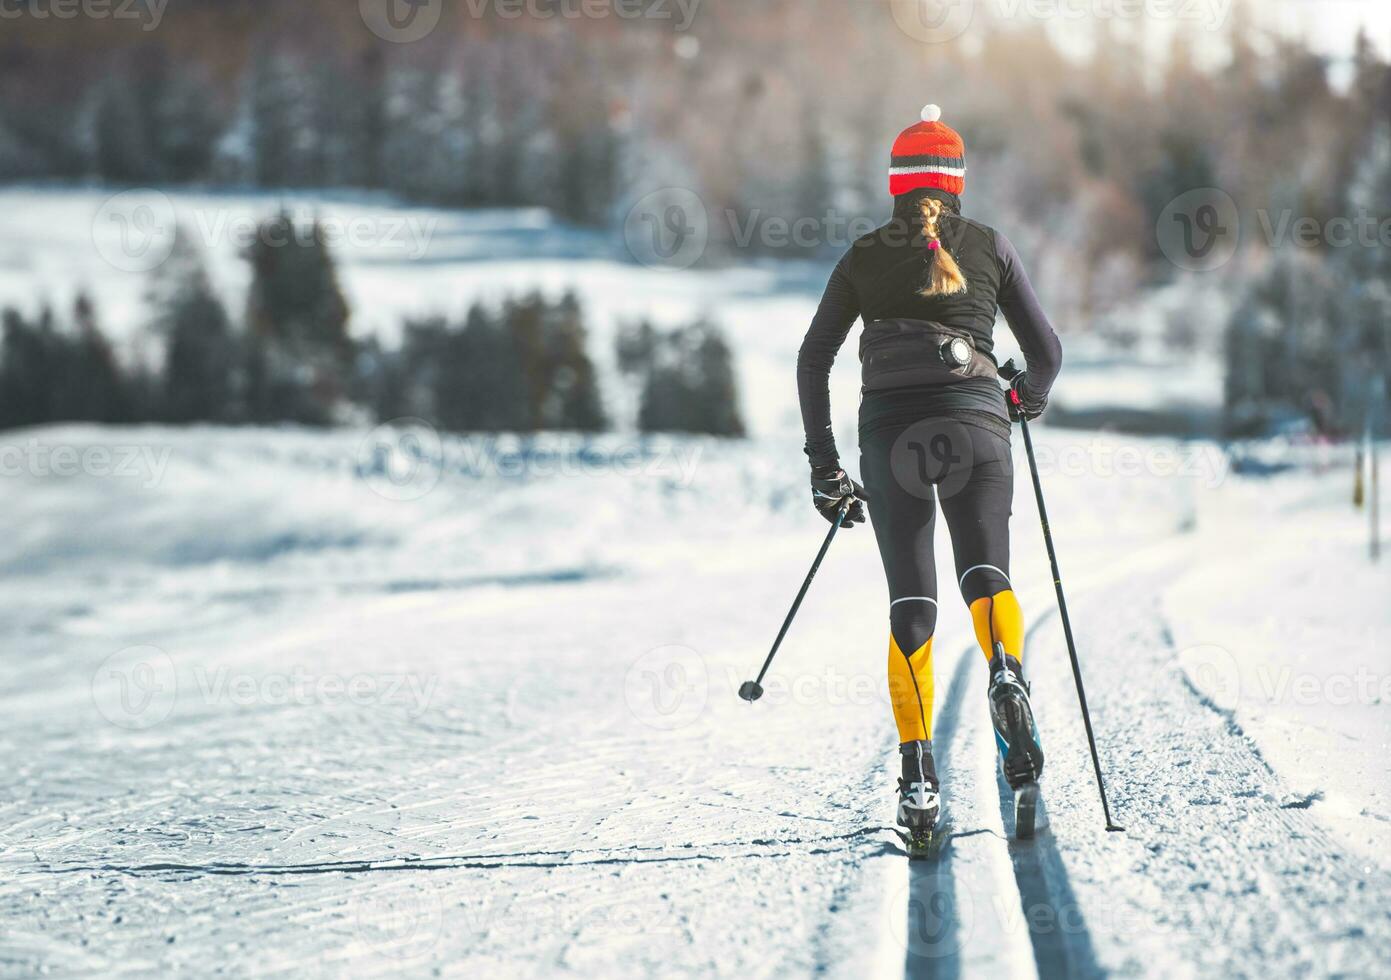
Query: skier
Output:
[[796, 105, 1062, 842]]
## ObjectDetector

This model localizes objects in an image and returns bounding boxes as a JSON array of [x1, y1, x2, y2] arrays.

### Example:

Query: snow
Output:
[[1165, 443, 1391, 861], [1, 185, 1383, 975], [0, 187, 1222, 443], [0, 422, 1387, 976], [0, 187, 844, 439]]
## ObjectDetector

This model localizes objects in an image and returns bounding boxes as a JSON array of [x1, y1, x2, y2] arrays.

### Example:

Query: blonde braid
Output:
[[918, 197, 967, 297]]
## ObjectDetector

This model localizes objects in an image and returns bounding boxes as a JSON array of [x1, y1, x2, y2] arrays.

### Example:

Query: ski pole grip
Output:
[[999, 359, 1024, 408]]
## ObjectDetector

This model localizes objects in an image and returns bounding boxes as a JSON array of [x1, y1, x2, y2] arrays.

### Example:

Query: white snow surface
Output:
[[0, 187, 842, 440], [0, 187, 1221, 443], [0, 423, 1387, 978]]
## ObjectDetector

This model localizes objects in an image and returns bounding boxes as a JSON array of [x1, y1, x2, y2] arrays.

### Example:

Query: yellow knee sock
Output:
[[969, 589, 1025, 663], [888, 635, 934, 742]]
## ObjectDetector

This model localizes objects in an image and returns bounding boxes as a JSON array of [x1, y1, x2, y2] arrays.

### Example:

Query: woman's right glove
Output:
[[810, 465, 867, 527]]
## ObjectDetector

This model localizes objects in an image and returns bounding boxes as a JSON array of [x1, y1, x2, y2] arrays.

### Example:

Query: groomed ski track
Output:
[[863, 534, 1391, 979], [2, 428, 1389, 977]]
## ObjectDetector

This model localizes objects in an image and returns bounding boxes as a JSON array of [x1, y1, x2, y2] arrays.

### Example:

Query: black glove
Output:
[[1007, 373, 1047, 422], [810, 465, 867, 527]]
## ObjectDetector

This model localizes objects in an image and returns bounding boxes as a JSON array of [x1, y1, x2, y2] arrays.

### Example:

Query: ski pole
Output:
[[1371, 374, 1384, 562], [1000, 360, 1125, 832], [739, 496, 854, 703]]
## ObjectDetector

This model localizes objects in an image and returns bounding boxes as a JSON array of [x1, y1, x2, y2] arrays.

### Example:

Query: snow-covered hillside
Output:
[[0, 187, 846, 440], [0, 187, 1223, 441], [0, 423, 1386, 977]]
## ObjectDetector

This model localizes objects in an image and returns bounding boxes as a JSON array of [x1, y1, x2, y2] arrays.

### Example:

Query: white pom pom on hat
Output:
[[920, 104, 942, 123]]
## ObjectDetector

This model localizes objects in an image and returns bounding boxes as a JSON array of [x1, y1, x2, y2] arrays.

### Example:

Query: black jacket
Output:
[[797, 188, 1062, 467]]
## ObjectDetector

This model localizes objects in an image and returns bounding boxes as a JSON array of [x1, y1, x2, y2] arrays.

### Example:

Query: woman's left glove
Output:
[[810, 465, 867, 527], [1007, 373, 1048, 422]]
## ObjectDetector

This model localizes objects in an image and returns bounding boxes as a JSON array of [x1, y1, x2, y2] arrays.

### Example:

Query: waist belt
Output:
[[858, 318, 998, 391]]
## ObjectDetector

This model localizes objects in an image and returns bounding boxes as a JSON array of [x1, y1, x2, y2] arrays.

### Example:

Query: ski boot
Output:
[[896, 739, 944, 859], [988, 645, 1045, 838]]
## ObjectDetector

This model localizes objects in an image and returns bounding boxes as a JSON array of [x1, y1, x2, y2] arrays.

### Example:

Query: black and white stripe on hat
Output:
[[889, 153, 967, 178]]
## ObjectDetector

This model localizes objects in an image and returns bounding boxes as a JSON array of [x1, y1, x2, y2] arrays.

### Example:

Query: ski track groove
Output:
[[19, 826, 893, 878], [899, 635, 978, 979], [807, 751, 901, 977], [1039, 556, 1391, 976], [992, 614, 1107, 980]]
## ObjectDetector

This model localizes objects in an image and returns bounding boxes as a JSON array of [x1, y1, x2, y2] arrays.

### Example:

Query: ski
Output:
[[988, 645, 1045, 841], [1013, 782, 1040, 840]]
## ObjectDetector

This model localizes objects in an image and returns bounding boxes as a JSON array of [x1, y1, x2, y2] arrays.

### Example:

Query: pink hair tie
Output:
[[927, 240, 941, 251]]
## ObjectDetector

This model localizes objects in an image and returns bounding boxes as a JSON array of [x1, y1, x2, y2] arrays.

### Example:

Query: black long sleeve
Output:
[[994, 230, 1062, 404], [797, 223, 1063, 466], [796, 249, 860, 469]]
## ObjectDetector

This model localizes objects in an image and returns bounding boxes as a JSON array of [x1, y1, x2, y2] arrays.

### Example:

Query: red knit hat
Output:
[[889, 104, 966, 197]]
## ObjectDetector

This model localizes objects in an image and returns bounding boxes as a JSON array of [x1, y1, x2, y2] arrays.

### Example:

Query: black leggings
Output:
[[859, 418, 1014, 657]]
